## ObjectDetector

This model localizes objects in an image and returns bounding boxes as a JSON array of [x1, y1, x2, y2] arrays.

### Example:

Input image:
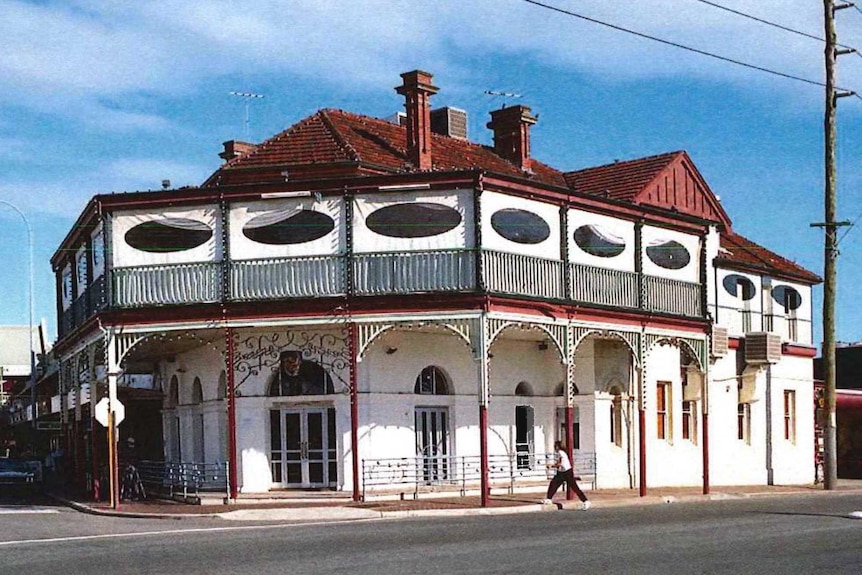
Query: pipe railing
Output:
[[360, 451, 596, 501]]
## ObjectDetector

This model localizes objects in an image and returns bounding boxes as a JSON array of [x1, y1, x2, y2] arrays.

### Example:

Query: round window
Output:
[[125, 218, 212, 253], [366, 203, 461, 238], [646, 240, 690, 270], [573, 224, 626, 258], [243, 209, 335, 245], [490, 208, 550, 244]]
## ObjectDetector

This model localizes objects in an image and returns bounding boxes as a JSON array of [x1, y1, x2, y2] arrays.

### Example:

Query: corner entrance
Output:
[[270, 407, 337, 488]]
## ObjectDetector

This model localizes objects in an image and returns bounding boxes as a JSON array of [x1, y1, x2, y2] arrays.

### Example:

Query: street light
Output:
[[0, 200, 36, 429]]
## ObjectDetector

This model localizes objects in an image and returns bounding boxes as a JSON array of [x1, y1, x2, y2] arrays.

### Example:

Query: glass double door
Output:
[[270, 407, 337, 488]]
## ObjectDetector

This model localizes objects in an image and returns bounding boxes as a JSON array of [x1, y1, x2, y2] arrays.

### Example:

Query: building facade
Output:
[[47, 70, 820, 501]]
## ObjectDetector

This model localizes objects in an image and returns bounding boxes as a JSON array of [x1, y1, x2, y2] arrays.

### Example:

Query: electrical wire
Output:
[[692, 0, 862, 61], [517, 0, 857, 92]]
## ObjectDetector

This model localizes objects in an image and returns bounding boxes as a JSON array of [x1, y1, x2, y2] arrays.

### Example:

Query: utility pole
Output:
[[816, 0, 856, 491]]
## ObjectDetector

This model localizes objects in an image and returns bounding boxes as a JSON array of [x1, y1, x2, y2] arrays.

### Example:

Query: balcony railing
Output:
[[570, 263, 638, 308], [484, 250, 565, 299], [644, 275, 702, 317], [113, 262, 221, 307], [231, 255, 343, 300], [63, 250, 708, 335], [355, 249, 475, 295]]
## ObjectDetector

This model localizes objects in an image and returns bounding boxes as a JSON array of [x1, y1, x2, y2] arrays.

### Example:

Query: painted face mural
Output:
[[271, 350, 334, 396]]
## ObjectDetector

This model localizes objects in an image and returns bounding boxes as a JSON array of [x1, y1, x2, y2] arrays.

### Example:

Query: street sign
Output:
[[36, 421, 62, 431], [94, 397, 125, 427]]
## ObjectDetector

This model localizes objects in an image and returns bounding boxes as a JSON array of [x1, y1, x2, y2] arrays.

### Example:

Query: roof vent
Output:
[[431, 107, 468, 139]]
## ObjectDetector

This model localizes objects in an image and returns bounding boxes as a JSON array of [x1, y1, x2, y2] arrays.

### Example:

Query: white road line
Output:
[[0, 508, 60, 515], [0, 518, 375, 547]]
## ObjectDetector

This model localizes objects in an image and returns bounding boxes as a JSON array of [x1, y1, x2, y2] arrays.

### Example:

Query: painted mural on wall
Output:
[[234, 329, 349, 395]]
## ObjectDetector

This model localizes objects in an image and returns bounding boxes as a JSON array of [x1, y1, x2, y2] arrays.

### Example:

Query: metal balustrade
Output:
[[113, 262, 220, 307], [354, 249, 475, 295], [483, 250, 565, 299], [644, 275, 701, 317], [569, 263, 638, 308], [231, 255, 344, 300], [88, 249, 710, 334], [134, 460, 229, 500], [361, 451, 596, 500]]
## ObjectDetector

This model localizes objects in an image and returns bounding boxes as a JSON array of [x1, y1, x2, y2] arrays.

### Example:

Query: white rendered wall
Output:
[[644, 343, 704, 487]]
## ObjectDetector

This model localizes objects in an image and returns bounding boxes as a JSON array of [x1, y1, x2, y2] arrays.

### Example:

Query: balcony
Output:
[[60, 249, 706, 336]]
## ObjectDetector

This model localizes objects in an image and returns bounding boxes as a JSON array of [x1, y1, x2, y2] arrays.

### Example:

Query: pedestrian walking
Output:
[[544, 441, 590, 509]]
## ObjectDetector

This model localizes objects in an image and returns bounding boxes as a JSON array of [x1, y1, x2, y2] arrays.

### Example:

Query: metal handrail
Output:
[[360, 451, 596, 500], [135, 460, 228, 500]]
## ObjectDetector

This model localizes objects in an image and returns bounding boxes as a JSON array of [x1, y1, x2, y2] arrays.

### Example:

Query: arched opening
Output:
[[191, 377, 204, 462], [269, 350, 334, 396], [414, 366, 451, 482], [609, 385, 623, 447], [414, 366, 451, 395], [515, 381, 534, 396]]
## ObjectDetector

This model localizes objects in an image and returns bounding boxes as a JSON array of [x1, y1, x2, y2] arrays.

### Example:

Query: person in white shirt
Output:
[[544, 440, 590, 509]]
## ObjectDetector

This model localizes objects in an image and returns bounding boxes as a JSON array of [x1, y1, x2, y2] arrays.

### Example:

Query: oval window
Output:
[[722, 274, 756, 300], [772, 285, 802, 311], [646, 240, 690, 270], [366, 203, 461, 238], [573, 224, 626, 258], [243, 210, 335, 245], [125, 218, 212, 253], [490, 208, 550, 244]]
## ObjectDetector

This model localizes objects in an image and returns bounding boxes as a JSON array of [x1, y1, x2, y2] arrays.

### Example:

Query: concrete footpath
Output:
[[46, 479, 862, 523]]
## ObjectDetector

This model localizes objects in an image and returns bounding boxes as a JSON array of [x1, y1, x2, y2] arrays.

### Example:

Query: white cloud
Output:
[[2, 0, 856, 132]]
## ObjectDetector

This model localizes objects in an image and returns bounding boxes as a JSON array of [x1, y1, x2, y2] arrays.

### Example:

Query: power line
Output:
[[691, 0, 861, 59], [517, 0, 854, 91], [692, 0, 824, 43]]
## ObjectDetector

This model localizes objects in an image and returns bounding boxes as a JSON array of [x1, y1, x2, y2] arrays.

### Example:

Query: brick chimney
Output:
[[395, 70, 439, 171], [486, 105, 537, 171], [219, 140, 257, 162]]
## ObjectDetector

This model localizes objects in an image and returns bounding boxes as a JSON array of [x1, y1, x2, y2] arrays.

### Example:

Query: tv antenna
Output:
[[484, 90, 522, 108], [229, 91, 265, 140]]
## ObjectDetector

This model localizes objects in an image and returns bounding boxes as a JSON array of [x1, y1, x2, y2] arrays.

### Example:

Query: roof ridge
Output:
[[319, 109, 362, 163], [566, 150, 684, 175]]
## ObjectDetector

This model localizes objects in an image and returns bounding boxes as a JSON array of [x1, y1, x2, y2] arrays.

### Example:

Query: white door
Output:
[[270, 407, 337, 488]]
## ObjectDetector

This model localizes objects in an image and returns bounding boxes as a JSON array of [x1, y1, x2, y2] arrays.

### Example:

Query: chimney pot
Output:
[[395, 70, 439, 171], [487, 105, 537, 171]]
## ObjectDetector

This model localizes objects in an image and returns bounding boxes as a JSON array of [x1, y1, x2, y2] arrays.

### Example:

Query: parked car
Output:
[[0, 458, 42, 494]]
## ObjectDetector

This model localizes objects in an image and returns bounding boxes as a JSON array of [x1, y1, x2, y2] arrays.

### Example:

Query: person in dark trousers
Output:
[[544, 441, 591, 509]]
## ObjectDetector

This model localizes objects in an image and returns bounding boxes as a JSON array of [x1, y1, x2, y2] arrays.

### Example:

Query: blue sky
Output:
[[1, 0, 861, 350]]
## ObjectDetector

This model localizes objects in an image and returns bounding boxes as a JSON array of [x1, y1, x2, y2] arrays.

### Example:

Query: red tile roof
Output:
[[718, 232, 821, 284], [564, 151, 682, 201], [203, 108, 816, 284], [210, 109, 568, 188]]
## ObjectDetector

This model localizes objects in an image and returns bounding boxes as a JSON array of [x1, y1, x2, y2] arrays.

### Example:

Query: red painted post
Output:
[[226, 328, 238, 501], [639, 407, 647, 497], [565, 406, 574, 500], [702, 412, 710, 494], [349, 322, 360, 502], [479, 405, 489, 507]]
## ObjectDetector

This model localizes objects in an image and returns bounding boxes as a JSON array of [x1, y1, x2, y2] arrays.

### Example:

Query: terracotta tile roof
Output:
[[718, 232, 821, 284], [563, 151, 682, 201], [211, 109, 568, 187]]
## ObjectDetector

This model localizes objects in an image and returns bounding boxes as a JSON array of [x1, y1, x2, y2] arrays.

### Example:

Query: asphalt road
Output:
[[1, 491, 861, 574]]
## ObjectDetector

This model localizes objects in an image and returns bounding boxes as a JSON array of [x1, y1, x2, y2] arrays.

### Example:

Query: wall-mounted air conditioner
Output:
[[744, 332, 782, 364], [710, 326, 729, 357]]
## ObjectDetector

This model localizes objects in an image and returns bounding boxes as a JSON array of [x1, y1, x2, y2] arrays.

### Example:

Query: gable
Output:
[[634, 152, 731, 227]]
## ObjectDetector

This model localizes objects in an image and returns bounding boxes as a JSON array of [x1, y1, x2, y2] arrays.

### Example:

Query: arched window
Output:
[[166, 375, 179, 408], [269, 351, 335, 396], [191, 377, 203, 405], [515, 381, 534, 397], [414, 366, 450, 395]]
